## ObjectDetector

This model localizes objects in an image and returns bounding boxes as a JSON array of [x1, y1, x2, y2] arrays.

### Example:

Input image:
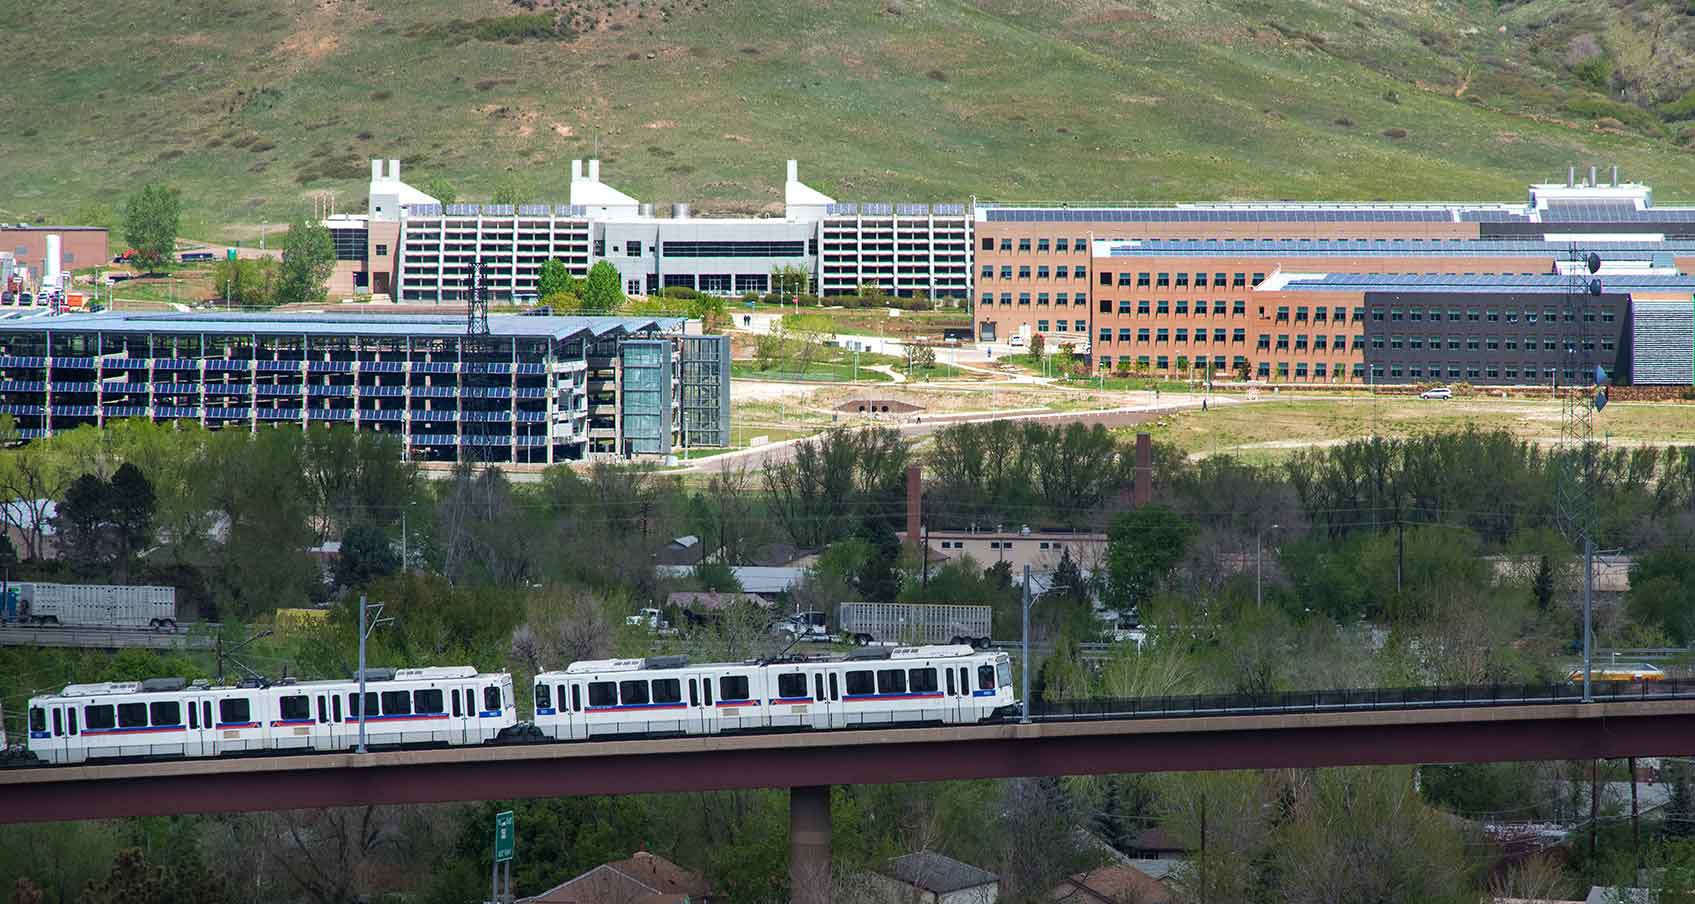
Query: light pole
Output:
[[1255, 524, 1280, 609], [356, 594, 393, 754]]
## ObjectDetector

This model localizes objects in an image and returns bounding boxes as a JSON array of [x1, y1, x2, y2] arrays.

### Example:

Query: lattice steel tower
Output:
[[1556, 247, 1604, 701]]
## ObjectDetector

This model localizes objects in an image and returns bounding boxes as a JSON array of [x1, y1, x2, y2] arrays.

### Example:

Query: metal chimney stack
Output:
[[1568, 165, 1576, 188], [1612, 165, 1619, 186], [1589, 165, 1598, 187]]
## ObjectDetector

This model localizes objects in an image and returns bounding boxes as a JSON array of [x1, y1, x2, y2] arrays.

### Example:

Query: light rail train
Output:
[[23, 647, 1015, 765]]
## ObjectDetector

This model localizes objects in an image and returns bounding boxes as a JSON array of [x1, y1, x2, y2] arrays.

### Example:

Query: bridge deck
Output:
[[5, 698, 1693, 824]]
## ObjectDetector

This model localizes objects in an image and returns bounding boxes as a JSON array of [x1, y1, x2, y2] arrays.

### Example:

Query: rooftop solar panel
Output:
[[983, 207, 1456, 223]]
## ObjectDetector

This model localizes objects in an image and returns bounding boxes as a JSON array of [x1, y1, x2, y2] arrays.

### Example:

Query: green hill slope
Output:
[[4, 0, 1694, 239]]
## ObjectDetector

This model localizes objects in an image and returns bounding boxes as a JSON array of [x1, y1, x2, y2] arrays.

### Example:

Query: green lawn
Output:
[[731, 361, 892, 382], [6, 1, 1695, 237]]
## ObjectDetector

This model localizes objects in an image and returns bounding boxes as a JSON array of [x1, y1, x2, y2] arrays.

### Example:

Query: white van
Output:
[[1419, 387, 1452, 400]]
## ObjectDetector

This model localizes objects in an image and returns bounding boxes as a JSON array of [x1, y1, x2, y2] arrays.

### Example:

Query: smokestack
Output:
[[371, 159, 382, 181], [588, 160, 600, 182], [1134, 433, 1152, 507], [906, 465, 922, 544], [389, 159, 400, 180], [571, 159, 583, 181], [1568, 165, 1576, 188], [1612, 165, 1619, 186], [787, 160, 799, 182], [673, 202, 690, 220], [1589, 165, 1598, 187]]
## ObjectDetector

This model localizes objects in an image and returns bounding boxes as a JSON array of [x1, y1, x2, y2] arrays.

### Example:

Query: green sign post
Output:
[[226, 247, 237, 261], [494, 810, 515, 862], [492, 810, 514, 903]]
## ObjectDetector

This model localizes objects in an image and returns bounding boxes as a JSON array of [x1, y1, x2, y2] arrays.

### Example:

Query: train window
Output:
[[702, 679, 713, 707], [333, 695, 343, 723], [719, 676, 749, 701], [960, 668, 969, 693], [588, 682, 616, 708], [219, 698, 251, 726], [317, 697, 327, 723], [348, 693, 378, 718], [380, 691, 412, 717], [450, 690, 461, 717], [203, 702, 213, 728], [556, 686, 567, 712], [689, 679, 699, 707], [414, 689, 445, 715], [28, 707, 44, 734], [828, 673, 839, 701], [815, 674, 825, 701], [946, 669, 957, 696], [909, 668, 938, 694], [68, 708, 77, 736], [571, 685, 583, 712], [117, 703, 148, 728], [619, 681, 650, 706], [189, 703, 199, 730], [535, 684, 552, 711], [52, 708, 62, 736], [279, 696, 310, 722], [484, 686, 500, 713], [777, 674, 808, 700], [150, 701, 182, 726], [876, 670, 907, 695], [978, 665, 995, 691], [651, 679, 682, 705], [845, 671, 874, 696], [85, 705, 116, 731]]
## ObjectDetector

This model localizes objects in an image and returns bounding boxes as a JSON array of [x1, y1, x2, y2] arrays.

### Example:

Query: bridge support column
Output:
[[789, 784, 831, 904]]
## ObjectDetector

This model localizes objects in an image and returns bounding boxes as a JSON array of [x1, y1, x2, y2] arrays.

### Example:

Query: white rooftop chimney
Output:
[[571, 159, 583, 181], [389, 159, 400, 180], [371, 160, 383, 180], [589, 159, 601, 182], [787, 160, 799, 181]]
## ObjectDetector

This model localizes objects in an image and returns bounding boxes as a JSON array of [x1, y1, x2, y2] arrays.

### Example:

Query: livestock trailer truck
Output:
[[837, 602, 993, 647], [6, 582, 179, 630]]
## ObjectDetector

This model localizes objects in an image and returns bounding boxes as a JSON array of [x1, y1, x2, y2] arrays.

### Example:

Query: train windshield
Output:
[[996, 661, 1012, 688], [28, 707, 45, 733]]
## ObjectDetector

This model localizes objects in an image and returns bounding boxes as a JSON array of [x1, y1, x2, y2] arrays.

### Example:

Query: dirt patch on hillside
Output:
[[643, 120, 679, 129], [172, 33, 213, 47]]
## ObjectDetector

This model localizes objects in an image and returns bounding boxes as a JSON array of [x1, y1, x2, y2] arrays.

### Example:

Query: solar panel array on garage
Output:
[[983, 208, 1459, 223], [1281, 273, 1695, 292], [1541, 206, 1695, 222], [1100, 238, 1695, 257]]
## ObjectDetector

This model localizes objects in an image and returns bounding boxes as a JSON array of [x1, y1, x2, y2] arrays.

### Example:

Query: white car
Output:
[[1419, 387, 1453, 400], [1008, 335, 1026, 348]]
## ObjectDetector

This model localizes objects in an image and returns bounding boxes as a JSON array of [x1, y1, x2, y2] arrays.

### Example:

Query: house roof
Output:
[[665, 591, 771, 610], [522, 851, 706, 904], [1052, 864, 1172, 904], [877, 851, 998, 894], [655, 565, 804, 594]]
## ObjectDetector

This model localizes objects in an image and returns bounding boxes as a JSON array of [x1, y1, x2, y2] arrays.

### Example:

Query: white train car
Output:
[[26, 666, 516, 765], [533, 645, 1015, 741]]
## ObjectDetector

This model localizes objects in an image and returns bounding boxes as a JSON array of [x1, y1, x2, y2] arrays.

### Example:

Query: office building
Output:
[[0, 312, 729, 462]]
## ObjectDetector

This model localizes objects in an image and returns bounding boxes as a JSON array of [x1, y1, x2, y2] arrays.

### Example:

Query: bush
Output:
[[1562, 95, 1661, 133], [1663, 88, 1695, 122], [1573, 56, 1613, 91], [660, 286, 702, 300]]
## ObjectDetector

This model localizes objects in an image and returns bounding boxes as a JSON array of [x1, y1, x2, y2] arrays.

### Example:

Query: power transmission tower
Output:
[[1556, 246, 1605, 703]]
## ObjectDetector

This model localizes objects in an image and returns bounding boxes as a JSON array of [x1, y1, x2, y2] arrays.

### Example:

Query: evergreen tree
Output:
[[536, 258, 577, 299], [1532, 553, 1555, 612]]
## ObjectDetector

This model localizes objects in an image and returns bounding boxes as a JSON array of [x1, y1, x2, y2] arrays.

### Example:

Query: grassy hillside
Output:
[[3, 0, 1695, 240]]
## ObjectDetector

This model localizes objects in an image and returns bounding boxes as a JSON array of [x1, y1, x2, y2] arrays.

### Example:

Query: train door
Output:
[[183, 694, 205, 757], [313, 693, 333, 752], [807, 670, 833, 730], [28, 702, 64, 765]]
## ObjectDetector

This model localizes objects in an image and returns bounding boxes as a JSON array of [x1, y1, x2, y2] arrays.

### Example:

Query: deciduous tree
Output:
[[275, 219, 336, 306], [121, 184, 180, 270], [581, 260, 625, 311]]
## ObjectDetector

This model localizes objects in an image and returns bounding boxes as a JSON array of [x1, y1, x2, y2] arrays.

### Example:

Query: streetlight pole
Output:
[[1021, 564, 1032, 723], [1256, 524, 1280, 609]]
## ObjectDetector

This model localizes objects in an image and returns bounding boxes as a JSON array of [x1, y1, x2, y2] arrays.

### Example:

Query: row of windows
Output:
[[1370, 363, 1583, 381], [1095, 328, 1263, 345], [1255, 362, 1367, 378], [1266, 306, 1365, 322], [1371, 307, 1616, 324], [1370, 335, 1612, 352], [543, 666, 1000, 713], [981, 293, 1088, 306], [657, 241, 810, 258], [1035, 320, 1089, 333], [1256, 335, 1368, 351], [981, 237, 1089, 253], [981, 265, 1089, 281], [1102, 300, 1255, 317], [1104, 272, 1264, 289]]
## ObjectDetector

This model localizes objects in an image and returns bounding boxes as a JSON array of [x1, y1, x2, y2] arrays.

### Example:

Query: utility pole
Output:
[[1020, 564, 1032, 723], [1255, 524, 1279, 609], [1396, 518, 1405, 595]]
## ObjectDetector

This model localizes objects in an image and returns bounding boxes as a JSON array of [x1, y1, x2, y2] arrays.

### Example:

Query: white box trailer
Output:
[[837, 602, 993, 647], [16, 582, 178, 630]]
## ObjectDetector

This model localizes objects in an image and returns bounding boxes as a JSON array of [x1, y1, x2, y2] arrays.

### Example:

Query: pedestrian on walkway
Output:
[[1202, 398, 1208, 412]]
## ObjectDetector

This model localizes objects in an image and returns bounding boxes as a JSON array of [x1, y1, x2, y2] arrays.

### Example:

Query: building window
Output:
[[1000, 267, 1013, 280], [374, 244, 389, 257], [982, 237, 994, 251], [999, 239, 1012, 251], [1099, 328, 1112, 342], [1037, 320, 1049, 331], [981, 265, 994, 279], [1100, 272, 1113, 286], [1056, 238, 1069, 252], [1036, 266, 1050, 279], [1018, 266, 1031, 279], [1037, 293, 1050, 305], [1137, 300, 1150, 315], [1018, 238, 1032, 252]]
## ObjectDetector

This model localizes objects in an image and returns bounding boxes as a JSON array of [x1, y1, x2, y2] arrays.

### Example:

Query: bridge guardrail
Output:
[[1031, 679, 1695, 722]]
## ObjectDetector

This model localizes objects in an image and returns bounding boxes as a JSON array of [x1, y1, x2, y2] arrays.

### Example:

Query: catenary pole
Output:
[[357, 594, 368, 754], [1021, 564, 1031, 724]]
